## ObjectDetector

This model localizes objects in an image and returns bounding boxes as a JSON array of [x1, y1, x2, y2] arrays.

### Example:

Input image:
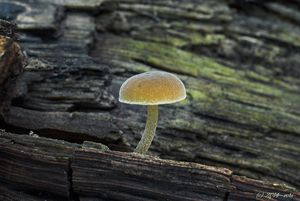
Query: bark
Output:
[[0, 131, 299, 201], [0, 0, 299, 197]]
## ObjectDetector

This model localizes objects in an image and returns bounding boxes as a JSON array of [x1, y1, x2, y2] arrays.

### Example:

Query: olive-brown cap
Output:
[[119, 71, 186, 105]]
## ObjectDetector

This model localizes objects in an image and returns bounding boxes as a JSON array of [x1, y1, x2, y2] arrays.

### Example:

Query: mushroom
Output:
[[119, 71, 186, 154]]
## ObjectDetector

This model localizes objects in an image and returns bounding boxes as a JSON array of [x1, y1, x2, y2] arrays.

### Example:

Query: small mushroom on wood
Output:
[[119, 71, 186, 154]]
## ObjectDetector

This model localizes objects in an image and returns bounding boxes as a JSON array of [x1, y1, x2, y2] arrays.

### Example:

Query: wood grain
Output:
[[0, 131, 299, 201]]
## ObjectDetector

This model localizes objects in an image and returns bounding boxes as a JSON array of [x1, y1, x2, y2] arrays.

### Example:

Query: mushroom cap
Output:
[[119, 71, 186, 105]]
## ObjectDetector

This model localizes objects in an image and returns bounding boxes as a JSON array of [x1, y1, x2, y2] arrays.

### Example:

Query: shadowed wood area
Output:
[[0, 0, 300, 200]]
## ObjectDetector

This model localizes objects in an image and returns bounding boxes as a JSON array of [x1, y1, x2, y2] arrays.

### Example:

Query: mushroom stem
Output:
[[135, 105, 158, 154]]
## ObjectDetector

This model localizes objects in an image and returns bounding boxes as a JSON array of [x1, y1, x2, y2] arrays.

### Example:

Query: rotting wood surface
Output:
[[0, 0, 299, 199], [0, 131, 299, 201]]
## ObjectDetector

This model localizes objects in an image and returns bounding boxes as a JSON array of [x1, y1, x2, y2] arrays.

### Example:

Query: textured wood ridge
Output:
[[0, 0, 299, 200], [72, 149, 232, 201], [0, 131, 78, 198], [0, 131, 299, 201]]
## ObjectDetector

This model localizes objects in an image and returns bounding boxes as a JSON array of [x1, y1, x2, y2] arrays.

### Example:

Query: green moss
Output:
[[245, 70, 271, 83], [170, 21, 223, 33], [118, 38, 284, 96], [276, 32, 300, 47], [168, 117, 207, 136], [274, 143, 300, 154], [193, 98, 300, 133], [134, 33, 186, 47], [186, 33, 225, 46], [137, 32, 225, 47], [123, 62, 151, 73], [254, 45, 281, 63], [125, 42, 199, 76], [187, 89, 210, 102], [272, 79, 299, 91], [112, 37, 300, 133], [135, 33, 187, 47], [187, 81, 295, 132]]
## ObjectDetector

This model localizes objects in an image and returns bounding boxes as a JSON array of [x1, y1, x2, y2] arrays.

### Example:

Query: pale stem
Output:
[[134, 105, 158, 154]]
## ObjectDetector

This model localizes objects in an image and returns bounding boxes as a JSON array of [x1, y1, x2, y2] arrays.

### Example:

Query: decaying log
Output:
[[0, 131, 299, 201], [72, 148, 232, 201], [0, 130, 79, 198], [0, 0, 299, 197]]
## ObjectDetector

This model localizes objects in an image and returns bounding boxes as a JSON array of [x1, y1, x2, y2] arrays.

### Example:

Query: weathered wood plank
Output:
[[0, 131, 298, 201], [72, 147, 232, 201], [0, 130, 79, 198]]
